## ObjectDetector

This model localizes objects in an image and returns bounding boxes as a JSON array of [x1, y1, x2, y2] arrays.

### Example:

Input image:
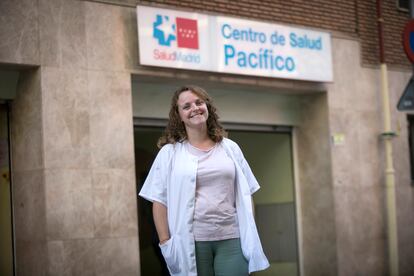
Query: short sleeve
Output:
[[225, 138, 260, 195], [239, 152, 260, 194], [138, 144, 173, 206]]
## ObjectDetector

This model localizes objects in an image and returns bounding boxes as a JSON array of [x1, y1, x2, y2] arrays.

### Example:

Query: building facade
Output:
[[0, 0, 413, 275]]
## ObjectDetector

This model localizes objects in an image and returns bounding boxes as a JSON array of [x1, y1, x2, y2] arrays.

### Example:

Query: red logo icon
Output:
[[176, 18, 199, 49]]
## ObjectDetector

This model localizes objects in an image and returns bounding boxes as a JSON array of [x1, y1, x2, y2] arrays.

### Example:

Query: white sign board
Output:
[[137, 6, 333, 82]]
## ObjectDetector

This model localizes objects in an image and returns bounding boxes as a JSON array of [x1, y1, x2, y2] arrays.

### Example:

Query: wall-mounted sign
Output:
[[137, 6, 333, 82], [402, 19, 414, 63], [331, 133, 345, 146], [398, 77, 414, 111]]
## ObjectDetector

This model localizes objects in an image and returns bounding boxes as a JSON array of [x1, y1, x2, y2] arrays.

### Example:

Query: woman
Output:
[[139, 85, 269, 276]]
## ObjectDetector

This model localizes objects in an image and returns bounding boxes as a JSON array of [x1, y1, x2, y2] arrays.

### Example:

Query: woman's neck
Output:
[[186, 128, 215, 150]]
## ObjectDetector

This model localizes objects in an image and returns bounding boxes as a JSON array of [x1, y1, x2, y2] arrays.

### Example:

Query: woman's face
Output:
[[177, 90, 209, 130]]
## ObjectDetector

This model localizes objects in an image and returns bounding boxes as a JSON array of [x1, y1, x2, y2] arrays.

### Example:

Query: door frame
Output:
[[133, 117, 303, 276], [0, 100, 16, 276]]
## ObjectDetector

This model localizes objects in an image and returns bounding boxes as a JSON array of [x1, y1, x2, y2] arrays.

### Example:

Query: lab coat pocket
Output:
[[159, 236, 181, 274]]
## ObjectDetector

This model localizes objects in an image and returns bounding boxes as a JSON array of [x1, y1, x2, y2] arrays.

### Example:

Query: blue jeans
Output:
[[195, 238, 249, 276]]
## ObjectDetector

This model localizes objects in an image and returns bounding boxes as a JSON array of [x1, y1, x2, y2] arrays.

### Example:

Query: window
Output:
[[408, 115, 414, 184], [398, 0, 410, 11]]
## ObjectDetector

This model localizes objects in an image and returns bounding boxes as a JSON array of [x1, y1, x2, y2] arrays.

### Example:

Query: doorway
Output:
[[228, 130, 299, 276], [0, 103, 14, 276], [135, 123, 299, 276], [135, 125, 168, 276]]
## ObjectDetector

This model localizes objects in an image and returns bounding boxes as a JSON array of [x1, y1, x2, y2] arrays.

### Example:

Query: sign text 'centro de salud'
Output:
[[137, 6, 333, 82]]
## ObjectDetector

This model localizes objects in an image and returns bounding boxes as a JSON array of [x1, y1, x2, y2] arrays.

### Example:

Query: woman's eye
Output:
[[183, 105, 190, 110]]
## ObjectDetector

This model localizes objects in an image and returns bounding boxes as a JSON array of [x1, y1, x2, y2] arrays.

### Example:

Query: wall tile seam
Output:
[[83, 67, 132, 74], [45, 236, 139, 243], [43, 167, 135, 171], [12, 167, 48, 173], [46, 232, 142, 241]]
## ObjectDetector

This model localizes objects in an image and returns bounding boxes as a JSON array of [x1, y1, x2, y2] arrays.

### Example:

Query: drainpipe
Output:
[[376, 0, 399, 275]]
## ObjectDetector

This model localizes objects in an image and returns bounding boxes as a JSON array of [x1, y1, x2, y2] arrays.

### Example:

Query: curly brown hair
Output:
[[157, 85, 227, 148]]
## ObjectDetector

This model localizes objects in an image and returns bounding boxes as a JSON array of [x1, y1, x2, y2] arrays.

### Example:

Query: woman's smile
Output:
[[177, 90, 209, 129]]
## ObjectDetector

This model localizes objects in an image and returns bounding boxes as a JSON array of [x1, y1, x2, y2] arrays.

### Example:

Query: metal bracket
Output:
[[380, 131, 397, 138]]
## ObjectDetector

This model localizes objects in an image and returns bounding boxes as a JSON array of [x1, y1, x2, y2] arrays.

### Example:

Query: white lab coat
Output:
[[139, 138, 269, 276]]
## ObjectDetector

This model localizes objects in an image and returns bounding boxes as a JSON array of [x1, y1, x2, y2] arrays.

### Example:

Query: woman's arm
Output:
[[153, 201, 170, 244]]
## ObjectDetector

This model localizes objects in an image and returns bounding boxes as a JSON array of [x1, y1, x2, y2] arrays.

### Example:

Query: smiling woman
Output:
[[138, 85, 269, 276]]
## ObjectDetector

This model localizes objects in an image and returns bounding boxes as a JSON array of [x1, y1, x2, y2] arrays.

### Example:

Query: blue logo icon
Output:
[[153, 15, 176, 46]]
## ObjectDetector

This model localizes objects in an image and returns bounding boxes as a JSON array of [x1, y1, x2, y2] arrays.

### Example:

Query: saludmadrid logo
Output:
[[152, 14, 201, 63]]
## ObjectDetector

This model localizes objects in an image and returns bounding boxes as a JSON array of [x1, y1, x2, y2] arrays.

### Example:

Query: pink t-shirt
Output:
[[186, 142, 240, 241]]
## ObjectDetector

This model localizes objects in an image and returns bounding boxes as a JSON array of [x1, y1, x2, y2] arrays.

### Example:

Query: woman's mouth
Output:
[[190, 112, 202, 118]]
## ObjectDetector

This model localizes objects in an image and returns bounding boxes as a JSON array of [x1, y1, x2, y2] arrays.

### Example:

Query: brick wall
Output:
[[357, 0, 410, 67], [138, 0, 357, 35], [382, 0, 410, 67], [136, 0, 411, 68]]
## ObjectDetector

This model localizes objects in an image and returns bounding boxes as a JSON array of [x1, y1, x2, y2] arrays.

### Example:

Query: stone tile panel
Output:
[[15, 241, 47, 276], [39, 0, 87, 68], [48, 239, 95, 276], [45, 169, 94, 240], [334, 186, 386, 275], [47, 237, 139, 276], [41, 67, 91, 169], [296, 94, 338, 275], [0, 0, 39, 65], [85, 2, 138, 71], [88, 70, 135, 170], [13, 170, 46, 241], [92, 168, 138, 238]]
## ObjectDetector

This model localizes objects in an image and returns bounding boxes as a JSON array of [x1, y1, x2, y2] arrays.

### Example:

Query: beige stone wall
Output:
[[296, 93, 338, 275], [2, 0, 140, 275], [328, 37, 386, 275], [328, 37, 414, 275], [0, 0, 40, 65]]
